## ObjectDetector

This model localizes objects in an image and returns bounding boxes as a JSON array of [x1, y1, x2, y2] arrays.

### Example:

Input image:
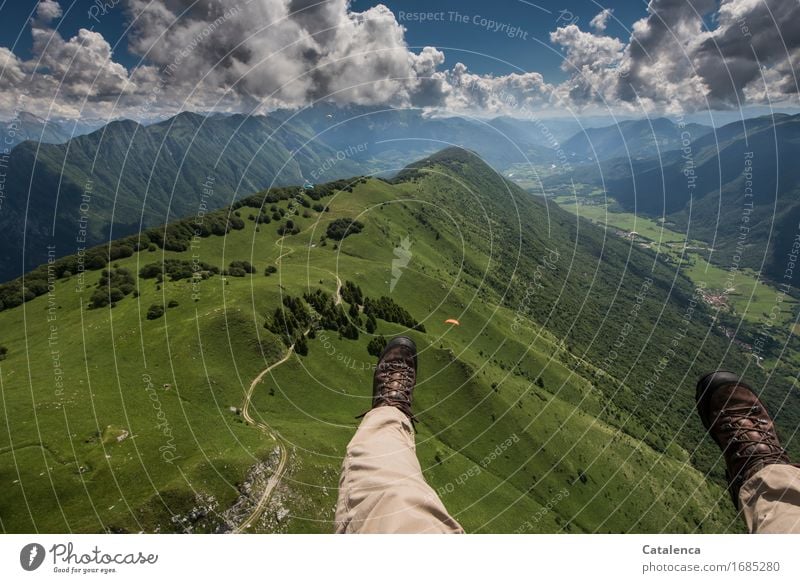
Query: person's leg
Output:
[[334, 336, 463, 534], [334, 406, 463, 533], [739, 464, 800, 533], [696, 371, 800, 533]]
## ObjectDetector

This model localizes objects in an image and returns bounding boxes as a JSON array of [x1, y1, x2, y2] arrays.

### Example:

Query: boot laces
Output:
[[720, 404, 787, 465], [376, 361, 413, 404], [373, 360, 416, 422]]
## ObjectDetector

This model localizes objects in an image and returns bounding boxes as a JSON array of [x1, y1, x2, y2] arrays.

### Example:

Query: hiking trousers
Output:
[[334, 406, 464, 533], [740, 463, 800, 533]]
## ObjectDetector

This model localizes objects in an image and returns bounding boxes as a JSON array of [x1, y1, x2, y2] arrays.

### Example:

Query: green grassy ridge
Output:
[[395, 151, 770, 465], [0, 149, 749, 533]]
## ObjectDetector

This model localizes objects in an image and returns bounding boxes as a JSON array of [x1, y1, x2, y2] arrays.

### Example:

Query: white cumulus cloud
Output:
[[0, 0, 798, 120]]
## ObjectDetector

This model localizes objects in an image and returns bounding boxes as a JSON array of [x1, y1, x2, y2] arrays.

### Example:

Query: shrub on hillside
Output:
[[365, 315, 377, 333], [146, 304, 165, 320], [90, 267, 137, 308], [339, 323, 359, 340], [277, 220, 300, 236], [227, 260, 256, 277]]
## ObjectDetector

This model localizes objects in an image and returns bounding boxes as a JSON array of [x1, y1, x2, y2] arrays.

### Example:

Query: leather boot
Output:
[[696, 371, 791, 507]]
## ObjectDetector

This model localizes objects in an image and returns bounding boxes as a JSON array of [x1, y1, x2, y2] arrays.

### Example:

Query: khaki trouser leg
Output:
[[739, 464, 800, 533], [334, 406, 464, 534]]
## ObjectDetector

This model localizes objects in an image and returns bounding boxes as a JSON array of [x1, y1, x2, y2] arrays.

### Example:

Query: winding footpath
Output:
[[233, 237, 342, 532], [233, 344, 293, 533]]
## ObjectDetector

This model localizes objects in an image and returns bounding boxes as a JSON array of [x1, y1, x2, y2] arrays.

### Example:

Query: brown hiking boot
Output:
[[370, 336, 418, 421], [696, 371, 791, 506]]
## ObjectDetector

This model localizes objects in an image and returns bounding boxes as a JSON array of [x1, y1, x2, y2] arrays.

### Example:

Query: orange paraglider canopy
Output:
[[444, 318, 460, 326]]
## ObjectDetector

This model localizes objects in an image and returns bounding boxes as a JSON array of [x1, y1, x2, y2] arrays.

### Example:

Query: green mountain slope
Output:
[[1, 148, 785, 534]]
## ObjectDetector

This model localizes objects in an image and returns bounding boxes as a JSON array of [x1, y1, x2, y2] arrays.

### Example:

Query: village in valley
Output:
[[551, 195, 799, 371]]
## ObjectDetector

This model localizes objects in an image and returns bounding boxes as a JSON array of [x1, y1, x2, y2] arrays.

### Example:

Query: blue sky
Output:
[[0, 0, 128, 59]]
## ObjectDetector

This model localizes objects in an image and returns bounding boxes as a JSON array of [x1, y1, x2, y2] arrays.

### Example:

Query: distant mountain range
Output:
[[3, 106, 795, 283], [1, 111, 104, 150], [560, 117, 712, 162], [0, 105, 581, 281], [268, 103, 581, 171]]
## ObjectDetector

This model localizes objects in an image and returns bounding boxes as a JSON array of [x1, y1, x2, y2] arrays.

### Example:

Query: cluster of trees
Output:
[[139, 259, 220, 282], [305, 177, 367, 200], [234, 186, 302, 209], [145, 210, 245, 252], [0, 235, 149, 313], [89, 267, 138, 309], [0, 279, 40, 312], [265, 295, 311, 347], [326, 218, 364, 241], [363, 296, 425, 331], [367, 336, 387, 357], [341, 281, 364, 305], [302, 289, 356, 339], [0, 176, 368, 315], [247, 204, 295, 225], [261, 281, 426, 358], [248, 211, 272, 224], [225, 261, 256, 277]]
